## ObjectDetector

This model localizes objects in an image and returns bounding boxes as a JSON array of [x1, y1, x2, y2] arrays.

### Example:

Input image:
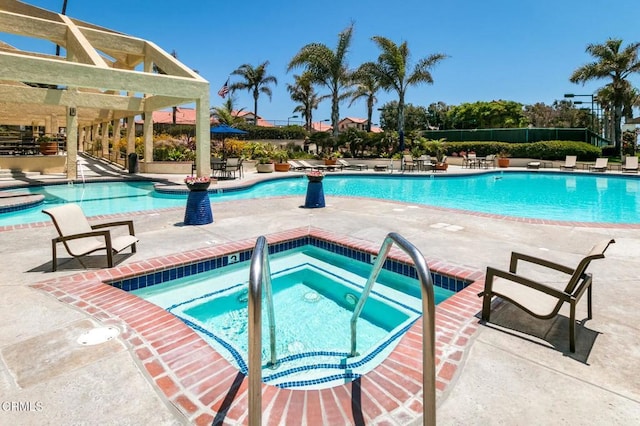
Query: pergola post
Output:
[[66, 106, 78, 180]]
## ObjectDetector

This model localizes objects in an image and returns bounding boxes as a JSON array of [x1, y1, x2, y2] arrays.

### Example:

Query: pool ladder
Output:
[[247, 233, 437, 426]]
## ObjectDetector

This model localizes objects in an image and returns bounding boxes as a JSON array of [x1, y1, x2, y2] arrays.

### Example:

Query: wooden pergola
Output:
[[0, 0, 211, 178]]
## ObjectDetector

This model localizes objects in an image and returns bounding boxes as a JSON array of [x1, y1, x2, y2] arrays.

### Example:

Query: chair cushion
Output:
[[111, 235, 139, 252], [492, 277, 565, 317]]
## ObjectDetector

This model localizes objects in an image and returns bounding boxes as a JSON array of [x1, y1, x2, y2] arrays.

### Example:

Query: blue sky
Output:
[[7, 0, 640, 125]]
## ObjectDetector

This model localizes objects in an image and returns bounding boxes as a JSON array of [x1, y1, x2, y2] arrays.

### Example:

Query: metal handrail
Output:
[[247, 236, 278, 426], [349, 232, 436, 426]]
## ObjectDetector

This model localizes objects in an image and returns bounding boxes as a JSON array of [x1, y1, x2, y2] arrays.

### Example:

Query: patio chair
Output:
[[338, 158, 368, 170], [224, 157, 243, 179], [479, 238, 615, 352], [402, 154, 416, 172], [559, 155, 577, 170], [621, 156, 639, 173], [42, 203, 138, 271], [588, 157, 608, 172], [481, 154, 496, 169]]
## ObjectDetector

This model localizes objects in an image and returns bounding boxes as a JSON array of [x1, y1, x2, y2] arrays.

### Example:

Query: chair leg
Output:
[[587, 284, 593, 319], [569, 301, 576, 353], [51, 239, 57, 272]]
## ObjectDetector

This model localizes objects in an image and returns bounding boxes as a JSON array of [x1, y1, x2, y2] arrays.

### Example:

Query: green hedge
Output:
[[440, 141, 601, 161]]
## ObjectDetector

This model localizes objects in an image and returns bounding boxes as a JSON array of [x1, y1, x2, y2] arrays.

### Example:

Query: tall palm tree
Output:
[[369, 36, 447, 151], [570, 38, 640, 151], [229, 61, 277, 124], [349, 62, 380, 132], [287, 72, 329, 131], [288, 24, 355, 138]]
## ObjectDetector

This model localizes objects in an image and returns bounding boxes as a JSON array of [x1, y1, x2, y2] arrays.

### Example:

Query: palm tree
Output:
[[210, 96, 245, 126], [349, 62, 381, 132], [369, 36, 447, 151], [288, 24, 355, 138], [229, 61, 277, 124], [287, 72, 329, 131], [570, 39, 640, 151]]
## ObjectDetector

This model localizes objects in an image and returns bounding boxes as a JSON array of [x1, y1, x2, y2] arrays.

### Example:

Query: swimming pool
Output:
[[2, 171, 640, 226]]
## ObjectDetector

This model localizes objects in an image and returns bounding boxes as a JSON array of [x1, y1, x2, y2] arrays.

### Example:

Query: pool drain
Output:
[[344, 293, 358, 306], [77, 326, 120, 346]]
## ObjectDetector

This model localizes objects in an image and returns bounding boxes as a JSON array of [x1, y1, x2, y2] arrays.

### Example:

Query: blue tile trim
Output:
[[111, 236, 472, 293]]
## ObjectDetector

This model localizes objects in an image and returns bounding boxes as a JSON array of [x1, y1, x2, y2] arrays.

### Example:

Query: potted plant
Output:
[[252, 143, 275, 173], [38, 135, 58, 155], [497, 150, 510, 168], [273, 148, 290, 172], [184, 175, 212, 191], [323, 151, 339, 166]]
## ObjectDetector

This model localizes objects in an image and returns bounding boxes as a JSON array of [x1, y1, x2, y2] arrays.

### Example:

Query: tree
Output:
[[230, 61, 277, 123], [368, 36, 447, 151], [447, 100, 525, 129], [378, 101, 430, 132], [210, 96, 245, 126], [570, 38, 640, 151], [426, 101, 451, 130], [349, 62, 381, 132], [288, 23, 355, 138], [287, 72, 329, 131]]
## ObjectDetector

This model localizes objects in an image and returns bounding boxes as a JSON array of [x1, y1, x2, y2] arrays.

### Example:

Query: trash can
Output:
[[127, 153, 138, 173]]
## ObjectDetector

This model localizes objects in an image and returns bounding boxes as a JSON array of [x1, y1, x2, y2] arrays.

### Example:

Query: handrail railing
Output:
[[350, 232, 436, 426], [247, 236, 278, 426]]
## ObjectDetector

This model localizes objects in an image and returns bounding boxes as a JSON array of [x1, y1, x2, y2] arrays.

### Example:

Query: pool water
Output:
[[3, 172, 640, 226], [133, 245, 453, 389]]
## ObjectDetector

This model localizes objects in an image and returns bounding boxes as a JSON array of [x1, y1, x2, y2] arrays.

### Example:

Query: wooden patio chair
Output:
[[479, 239, 615, 352], [43, 203, 138, 271]]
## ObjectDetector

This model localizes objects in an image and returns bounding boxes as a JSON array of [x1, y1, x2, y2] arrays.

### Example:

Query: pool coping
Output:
[[30, 226, 485, 425]]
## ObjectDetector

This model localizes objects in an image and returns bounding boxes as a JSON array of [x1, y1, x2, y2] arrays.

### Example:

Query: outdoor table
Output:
[[210, 159, 226, 178]]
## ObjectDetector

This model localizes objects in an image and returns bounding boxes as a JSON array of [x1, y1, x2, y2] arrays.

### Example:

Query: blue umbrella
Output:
[[210, 124, 248, 136]]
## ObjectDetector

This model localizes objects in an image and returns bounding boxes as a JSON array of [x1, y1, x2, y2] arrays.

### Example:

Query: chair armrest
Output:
[[509, 252, 575, 275], [91, 220, 136, 235], [484, 266, 571, 301], [56, 229, 111, 243]]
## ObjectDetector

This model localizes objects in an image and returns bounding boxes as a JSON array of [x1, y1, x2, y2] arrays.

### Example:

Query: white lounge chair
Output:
[[338, 158, 368, 170], [559, 155, 577, 170], [622, 156, 638, 173], [43, 203, 138, 271], [588, 158, 608, 172]]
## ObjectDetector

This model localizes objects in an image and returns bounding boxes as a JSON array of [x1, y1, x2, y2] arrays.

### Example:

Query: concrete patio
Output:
[[1, 157, 639, 425]]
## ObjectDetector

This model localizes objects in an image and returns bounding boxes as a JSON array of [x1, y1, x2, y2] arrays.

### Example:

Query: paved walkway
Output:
[[1, 155, 639, 425]]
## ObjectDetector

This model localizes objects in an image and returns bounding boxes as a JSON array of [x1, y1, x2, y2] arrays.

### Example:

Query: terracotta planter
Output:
[[498, 158, 510, 168], [324, 159, 337, 166], [435, 163, 448, 171], [256, 163, 274, 173], [39, 142, 58, 155], [274, 163, 290, 172]]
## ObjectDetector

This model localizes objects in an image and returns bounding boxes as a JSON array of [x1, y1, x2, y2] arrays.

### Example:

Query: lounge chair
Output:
[[479, 239, 615, 352], [588, 157, 608, 172], [42, 203, 138, 271], [559, 155, 577, 170], [298, 160, 325, 171], [622, 156, 639, 173], [338, 158, 368, 170], [287, 160, 308, 171]]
